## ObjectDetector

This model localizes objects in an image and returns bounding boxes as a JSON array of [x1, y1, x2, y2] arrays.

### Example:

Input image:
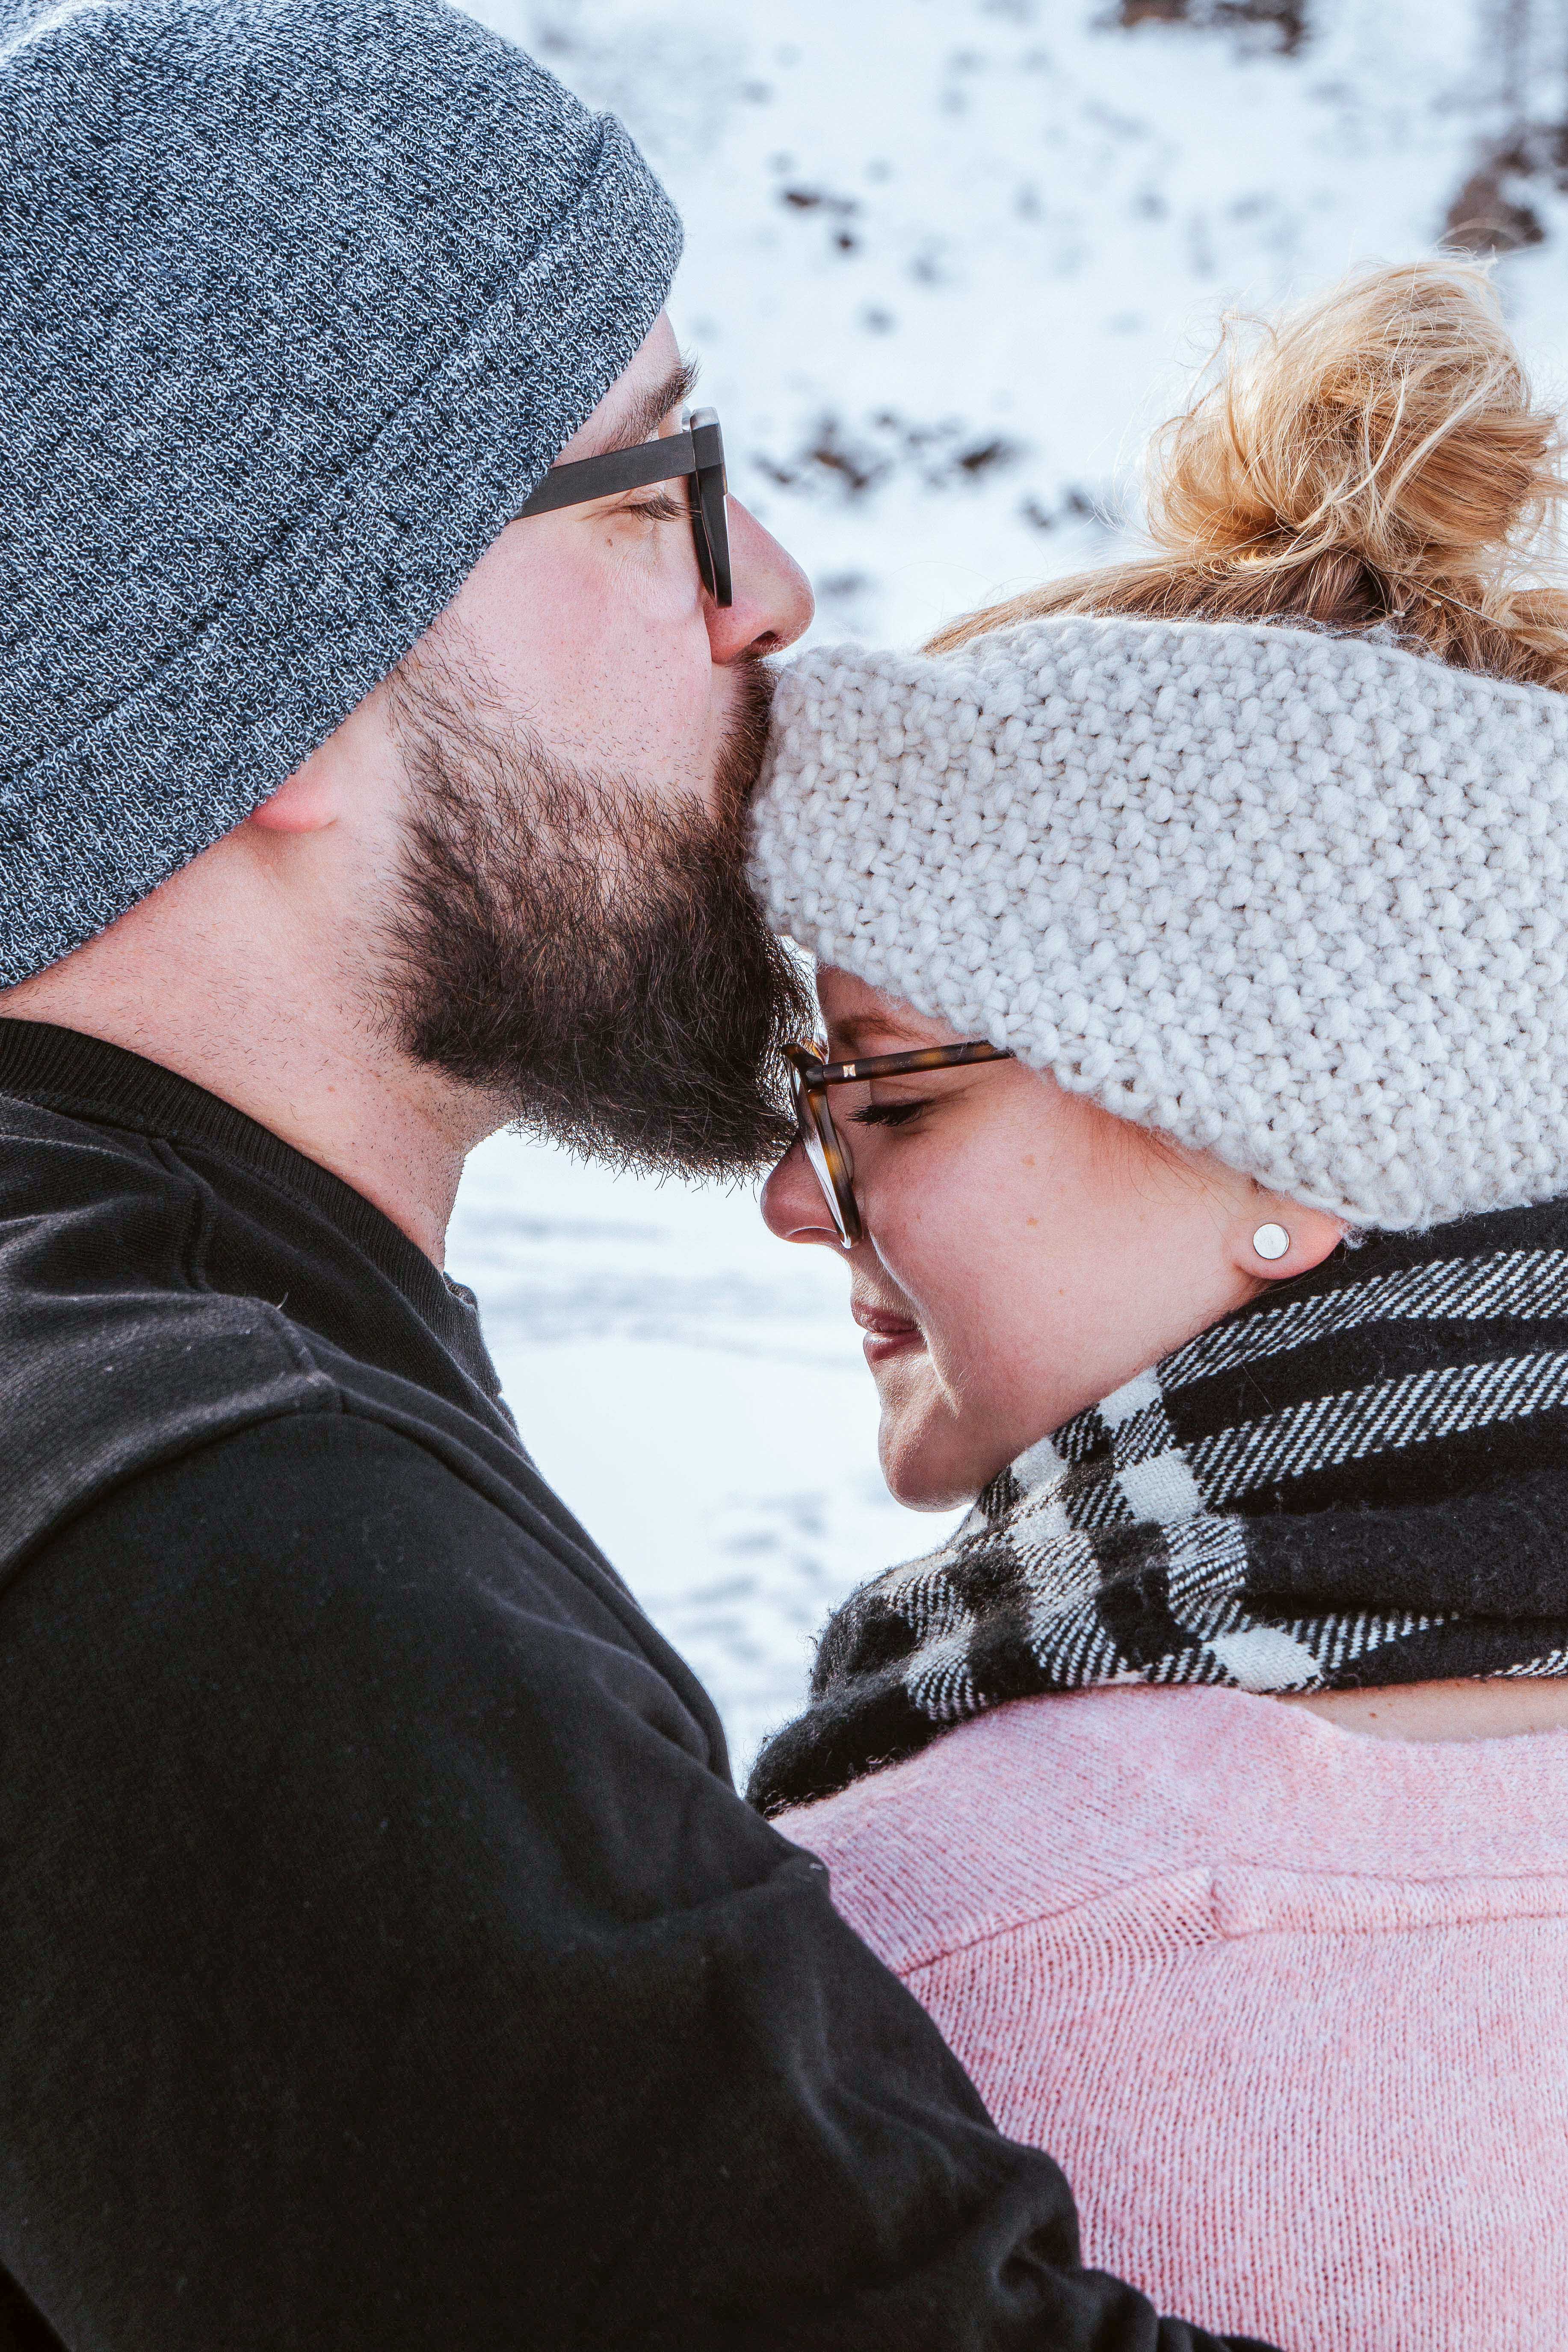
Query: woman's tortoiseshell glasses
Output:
[[784, 1038, 1015, 1248]]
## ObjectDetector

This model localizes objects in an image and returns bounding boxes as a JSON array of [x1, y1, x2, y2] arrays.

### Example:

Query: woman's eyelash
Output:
[[848, 1098, 930, 1129]]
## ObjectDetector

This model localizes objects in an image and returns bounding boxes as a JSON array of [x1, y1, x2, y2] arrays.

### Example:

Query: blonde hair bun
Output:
[[935, 260, 1568, 692]]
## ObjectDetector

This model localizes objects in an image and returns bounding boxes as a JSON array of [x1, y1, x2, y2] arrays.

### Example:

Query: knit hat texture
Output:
[[0, 0, 680, 984], [750, 616, 1568, 1230]]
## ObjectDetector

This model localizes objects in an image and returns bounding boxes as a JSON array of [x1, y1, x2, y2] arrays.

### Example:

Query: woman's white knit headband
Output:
[[749, 615, 1568, 1230]]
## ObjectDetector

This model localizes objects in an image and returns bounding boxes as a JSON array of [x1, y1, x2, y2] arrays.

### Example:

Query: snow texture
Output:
[[447, 0, 1568, 1782]]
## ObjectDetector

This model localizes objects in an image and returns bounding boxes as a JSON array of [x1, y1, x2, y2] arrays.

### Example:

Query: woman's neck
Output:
[[1280, 1679, 1568, 1743]]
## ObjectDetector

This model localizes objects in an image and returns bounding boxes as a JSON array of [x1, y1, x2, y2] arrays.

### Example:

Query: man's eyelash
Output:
[[623, 491, 688, 523], [848, 1098, 929, 1129]]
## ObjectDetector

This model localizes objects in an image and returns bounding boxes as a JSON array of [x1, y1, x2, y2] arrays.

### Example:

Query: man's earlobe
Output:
[[246, 749, 339, 835]]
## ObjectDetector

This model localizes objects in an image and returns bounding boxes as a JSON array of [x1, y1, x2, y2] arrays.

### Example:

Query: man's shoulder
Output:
[[5, 1409, 726, 1815], [36, 1410, 632, 1648], [0, 1086, 340, 1577], [0, 1082, 724, 1747], [0, 1076, 296, 1333]]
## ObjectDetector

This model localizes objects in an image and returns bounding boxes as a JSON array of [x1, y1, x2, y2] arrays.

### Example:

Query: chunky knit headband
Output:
[[749, 616, 1568, 1230]]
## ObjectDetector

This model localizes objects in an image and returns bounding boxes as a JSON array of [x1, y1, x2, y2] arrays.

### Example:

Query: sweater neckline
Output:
[[0, 1017, 471, 1342]]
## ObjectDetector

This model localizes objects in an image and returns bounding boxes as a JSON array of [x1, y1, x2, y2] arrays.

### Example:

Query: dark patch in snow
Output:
[[909, 245, 954, 287], [956, 438, 1017, 476], [1446, 145, 1547, 254], [755, 411, 1027, 503], [781, 185, 858, 215], [1113, 0, 1309, 54], [758, 418, 888, 499], [1020, 485, 1111, 532], [779, 183, 865, 257], [819, 571, 875, 601]]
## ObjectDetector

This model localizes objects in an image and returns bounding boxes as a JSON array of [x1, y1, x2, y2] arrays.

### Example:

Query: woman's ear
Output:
[[1228, 1195, 1346, 1285]]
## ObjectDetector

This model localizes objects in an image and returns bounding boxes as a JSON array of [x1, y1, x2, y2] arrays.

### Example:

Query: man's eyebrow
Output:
[[580, 358, 699, 459]]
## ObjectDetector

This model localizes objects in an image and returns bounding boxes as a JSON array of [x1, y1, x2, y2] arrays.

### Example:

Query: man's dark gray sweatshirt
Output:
[[0, 1019, 1275, 2352]]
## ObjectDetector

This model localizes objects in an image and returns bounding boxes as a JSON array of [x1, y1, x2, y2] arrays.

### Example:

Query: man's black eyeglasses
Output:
[[517, 408, 732, 606]]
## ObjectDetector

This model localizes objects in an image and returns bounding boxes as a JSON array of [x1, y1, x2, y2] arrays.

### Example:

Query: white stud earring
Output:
[[1252, 1222, 1290, 1263]]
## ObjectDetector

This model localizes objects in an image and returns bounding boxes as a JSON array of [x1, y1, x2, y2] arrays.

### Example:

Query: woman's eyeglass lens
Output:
[[784, 1039, 1015, 1249], [514, 407, 732, 606]]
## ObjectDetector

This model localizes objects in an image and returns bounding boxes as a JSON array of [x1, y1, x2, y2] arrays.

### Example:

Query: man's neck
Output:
[[0, 864, 498, 1266]]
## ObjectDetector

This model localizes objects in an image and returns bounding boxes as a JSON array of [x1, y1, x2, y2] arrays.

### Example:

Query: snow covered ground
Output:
[[448, 0, 1568, 1780]]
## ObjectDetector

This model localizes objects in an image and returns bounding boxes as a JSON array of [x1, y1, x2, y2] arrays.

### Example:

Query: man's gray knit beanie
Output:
[[0, 0, 680, 984], [751, 616, 1568, 1231]]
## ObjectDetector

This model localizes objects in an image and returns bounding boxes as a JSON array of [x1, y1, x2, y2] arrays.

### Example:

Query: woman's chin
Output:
[[877, 1393, 991, 1513]]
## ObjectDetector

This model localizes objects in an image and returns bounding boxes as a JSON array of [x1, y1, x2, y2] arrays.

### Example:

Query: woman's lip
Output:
[[852, 1302, 923, 1364], [862, 1328, 922, 1368]]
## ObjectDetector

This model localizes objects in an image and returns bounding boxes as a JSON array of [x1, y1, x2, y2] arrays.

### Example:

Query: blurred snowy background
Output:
[[447, 0, 1568, 1778]]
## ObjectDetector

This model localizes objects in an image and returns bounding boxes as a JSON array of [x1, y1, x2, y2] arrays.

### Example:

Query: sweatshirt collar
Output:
[[0, 1017, 477, 1347]]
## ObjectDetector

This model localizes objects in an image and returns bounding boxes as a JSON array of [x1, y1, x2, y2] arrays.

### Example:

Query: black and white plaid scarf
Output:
[[748, 1199, 1568, 1818]]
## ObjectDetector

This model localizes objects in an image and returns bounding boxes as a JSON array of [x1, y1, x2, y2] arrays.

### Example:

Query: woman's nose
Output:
[[760, 1139, 844, 1247]]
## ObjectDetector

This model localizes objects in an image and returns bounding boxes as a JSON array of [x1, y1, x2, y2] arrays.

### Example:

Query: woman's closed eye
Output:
[[848, 1096, 932, 1130]]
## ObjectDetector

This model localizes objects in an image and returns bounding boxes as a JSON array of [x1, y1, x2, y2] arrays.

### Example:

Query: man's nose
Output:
[[760, 1139, 843, 1248], [707, 498, 814, 662]]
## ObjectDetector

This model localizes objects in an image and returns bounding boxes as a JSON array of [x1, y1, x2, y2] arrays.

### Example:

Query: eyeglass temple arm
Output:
[[516, 429, 698, 518], [808, 1041, 1015, 1086]]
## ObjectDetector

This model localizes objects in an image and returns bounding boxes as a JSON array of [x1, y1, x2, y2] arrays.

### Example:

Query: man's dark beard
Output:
[[382, 645, 813, 1179]]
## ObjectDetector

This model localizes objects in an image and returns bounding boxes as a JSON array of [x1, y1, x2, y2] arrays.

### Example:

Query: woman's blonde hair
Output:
[[929, 259, 1568, 691]]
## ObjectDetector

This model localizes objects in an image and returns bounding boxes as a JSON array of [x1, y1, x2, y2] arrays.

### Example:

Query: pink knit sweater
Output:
[[777, 1686, 1568, 2349]]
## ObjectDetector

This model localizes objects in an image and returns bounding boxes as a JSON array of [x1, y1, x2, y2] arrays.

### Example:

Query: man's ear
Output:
[[246, 745, 339, 834], [1228, 1194, 1346, 1285]]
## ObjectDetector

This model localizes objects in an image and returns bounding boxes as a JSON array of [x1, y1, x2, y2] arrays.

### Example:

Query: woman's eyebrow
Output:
[[829, 1019, 941, 1057]]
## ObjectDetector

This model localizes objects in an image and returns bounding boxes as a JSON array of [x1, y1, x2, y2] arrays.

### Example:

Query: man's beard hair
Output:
[[381, 644, 813, 1180]]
